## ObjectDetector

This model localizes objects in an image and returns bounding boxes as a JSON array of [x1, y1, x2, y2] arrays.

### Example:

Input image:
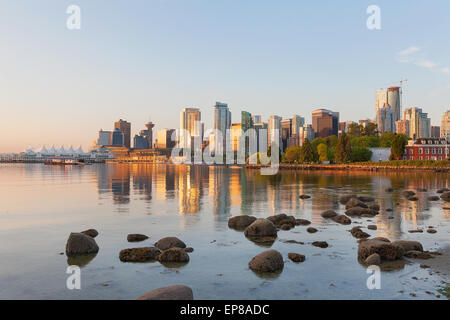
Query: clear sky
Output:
[[1, 0, 449, 153]]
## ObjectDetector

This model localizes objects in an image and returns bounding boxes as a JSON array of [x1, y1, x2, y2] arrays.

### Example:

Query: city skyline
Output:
[[2, 1, 450, 152]]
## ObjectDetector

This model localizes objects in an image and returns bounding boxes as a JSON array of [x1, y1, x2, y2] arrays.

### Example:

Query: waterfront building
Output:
[[311, 108, 339, 138], [156, 129, 176, 149], [431, 126, 440, 138], [114, 119, 131, 149], [111, 128, 125, 147], [403, 107, 431, 139], [404, 138, 449, 160], [213, 102, 231, 154], [133, 134, 149, 149], [180, 107, 202, 149], [442, 110, 450, 141]]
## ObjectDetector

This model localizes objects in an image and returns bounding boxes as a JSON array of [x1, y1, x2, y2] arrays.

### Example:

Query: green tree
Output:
[[348, 123, 362, 137], [362, 122, 378, 136], [335, 133, 352, 163], [351, 146, 373, 162], [317, 143, 328, 162], [299, 139, 315, 163], [390, 134, 407, 160], [285, 146, 301, 163]]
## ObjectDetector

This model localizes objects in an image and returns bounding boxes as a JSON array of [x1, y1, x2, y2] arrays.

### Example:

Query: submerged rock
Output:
[[228, 215, 257, 230], [307, 227, 318, 233], [81, 229, 99, 238], [321, 210, 338, 218], [332, 215, 352, 225], [427, 228, 437, 234], [66, 233, 99, 256], [248, 250, 284, 273], [312, 241, 328, 248], [244, 219, 277, 238], [127, 234, 149, 242], [369, 204, 380, 211], [157, 247, 190, 263], [367, 225, 377, 230], [407, 196, 419, 201], [288, 253, 305, 263], [154, 237, 186, 251], [119, 247, 161, 262], [345, 207, 378, 217], [365, 253, 381, 265], [137, 285, 193, 300], [295, 219, 311, 226]]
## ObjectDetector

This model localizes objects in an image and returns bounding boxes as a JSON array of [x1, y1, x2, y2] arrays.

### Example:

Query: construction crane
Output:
[[391, 79, 408, 88]]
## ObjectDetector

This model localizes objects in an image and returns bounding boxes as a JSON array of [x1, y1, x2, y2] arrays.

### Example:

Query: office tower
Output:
[[376, 105, 395, 134], [180, 108, 201, 149], [311, 109, 339, 138], [403, 107, 431, 139], [254, 122, 268, 152], [142, 122, 155, 148], [133, 134, 148, 149], [157, 129, 176, 149], [292, 115, 305, 135], [231, 123, 242, 152], [241, 111, 253, 132], [375, 89, 388, 109], [431, 126, 440, 138], [388, 87, 402, 122], [111, 128, 125, 147], [213, 102, 231, 154], [114, 119, 131, 148], [252, 115, 262, 124], [442, 110, 450, 141], [281, 118, 292, 151], [298, 124, 315, 146], [97, 130, 112, 146], [396, 120, 410, 137], [268, 115, 282, 148]]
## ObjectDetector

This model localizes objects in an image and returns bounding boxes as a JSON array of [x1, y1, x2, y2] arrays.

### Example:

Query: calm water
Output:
[[0, 163, 449, 300]]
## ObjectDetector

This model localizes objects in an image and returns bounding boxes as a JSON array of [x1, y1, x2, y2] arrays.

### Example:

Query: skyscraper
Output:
[[156, 129, 176, 149], [252, 115, 262, 124], [431, 126, 441, 138], [387, 86, 401, 122], [268, 115, 282, 148], [241, 111, 253, 132], [97, 130, 112, 146], [442, 110, 450, 141], [114, 119, 131, 148], [404, 107, 431, 139], [180, 108, 201, 149], [311, 109, 339, 138], [376, 105, 395, 134], [281, 118, 292, 151], [396, 120, 410, 137], [291, 115, 305, 135], [111, 128, 125, 147], [213, 102, 231, 154], [298, 124, 315, 145]]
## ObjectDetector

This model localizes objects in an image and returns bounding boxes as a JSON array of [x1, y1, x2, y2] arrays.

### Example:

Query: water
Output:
[[0, 163, 448, 300]]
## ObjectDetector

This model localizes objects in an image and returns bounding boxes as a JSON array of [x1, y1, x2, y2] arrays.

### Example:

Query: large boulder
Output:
[[127, 234, 149, 242], [321, 210, 338, 218], [81, 229, 98, 238], [119, 247, 161, 262], [154, 237, 186, 251], [358, 239, 405, 261], [391, 240, 423, 252], [440, 192, 450, 202], [332, 215, 352, 225], [157, 247, 190, 263], [66, 232, 99, 256], [248, 250, 284, 273], [228, 215, 257, 230], [339, 194, 357, 205], [137, 285, 193, 300], [244, 219, 277, 238], [365, 253, 381, 266], [345, 198, 369, 209], [345, 207, 378, 217]]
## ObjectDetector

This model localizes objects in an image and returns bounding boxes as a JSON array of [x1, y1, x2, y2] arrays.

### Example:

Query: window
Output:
[[438, 148, 443, 154], [409, 149, 413, 154], [425, 148, 429, 154], [432, 148, 436, 154], [419, 148, 423, 154], [419, 156, 423, 160]]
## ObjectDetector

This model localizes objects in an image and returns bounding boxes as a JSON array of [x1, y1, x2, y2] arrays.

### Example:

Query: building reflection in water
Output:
[[95, 165, 449, 237]]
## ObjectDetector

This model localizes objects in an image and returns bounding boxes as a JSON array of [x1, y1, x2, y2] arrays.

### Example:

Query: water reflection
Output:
[[94, 164, 449, 239]]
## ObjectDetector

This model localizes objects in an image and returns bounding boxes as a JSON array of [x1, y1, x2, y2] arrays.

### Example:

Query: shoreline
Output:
[[245, 163, 450, 172]]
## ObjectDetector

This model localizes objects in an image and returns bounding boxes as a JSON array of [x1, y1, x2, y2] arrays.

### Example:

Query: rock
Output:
[[391, 240, 423, 252], [81, 229, 99, 238], [295, 219, 311, 226], [385, 188, 394, 192], [137, 285, 193, 300], [332, 215, 352, 225], [283, 240, 304, 245], [345, 198, 368, 209], [119, 247, 161, 262], [402, 190, 416, 198], [407, 196, 419, 201], [345, 207, 378, 217], [349, 226, 370, 239], [427, 196, 440, 201], [321, 210, 338, 218], [307, 227, 318, 233], [427, 228, 437, 234], [358, 239, 405, 261], [440, 192, 450, 202], [228, 215, 257, 230], [358, 196, 375, 203], [184, 247, 194, 253], [248, 250, 284, 273], [371, 237, 390, 242], [408, 229, 423, 233], [404, 250, 433, 259], [417, 188, 427, 192], [154, 237, 187, 251], [299, 194, 311, 199], [244, 219, 277, 238], [280, 224, 292, 230], [312, 241, 328, 248], [367, 225, 377, 230], [437, 188, 449, 194], [288, 253, 305, 263], [386, 208, 393, 212], [157, 247, 190, 263], [278, 218, 296, 228], [267, 214, 289, 225], [369, 204, 380, 211], [339, 194, 357, 205], [127, 234, 149, 242], [365, 253, 381, 265], [66, 233, 99, 256]]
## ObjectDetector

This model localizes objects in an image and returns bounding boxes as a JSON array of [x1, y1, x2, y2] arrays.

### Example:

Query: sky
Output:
[[1, 0, 450, 153]]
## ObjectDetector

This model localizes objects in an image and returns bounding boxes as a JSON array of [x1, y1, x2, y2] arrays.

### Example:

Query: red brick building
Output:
[[404, 138, 449, 160]]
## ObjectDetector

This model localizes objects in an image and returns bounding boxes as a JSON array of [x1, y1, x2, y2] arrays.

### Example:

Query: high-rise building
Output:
[[230, 123, 242, 152], [311, 109, 339, 138], [387, 86, 402, 122], [213, 102, 231, 154], [133, 134, 149, 149], [281, 118, 292, 151], [431, 126, 441, 138], [298, 124, 315, 145], [114, 119, 131, 149], [97, 130, 112, 146], [442, 110, 450, 141], [374, 87, 401, 133], [111, 128, 125, 147], [241, 111, 253, 132], [156, 129, 176, 149], [254, 122, 268, 152], [268, 115, 282, 148], [252, 115, 262, 124], [376, 105, 395, 134], [292, 115, 305, 135], [180, 108, 201, 149], [403, 107, 431, 139], [396, 120, 410, 137]]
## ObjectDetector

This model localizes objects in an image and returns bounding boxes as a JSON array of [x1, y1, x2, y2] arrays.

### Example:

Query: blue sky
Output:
[[1, 0, 449, 152]]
